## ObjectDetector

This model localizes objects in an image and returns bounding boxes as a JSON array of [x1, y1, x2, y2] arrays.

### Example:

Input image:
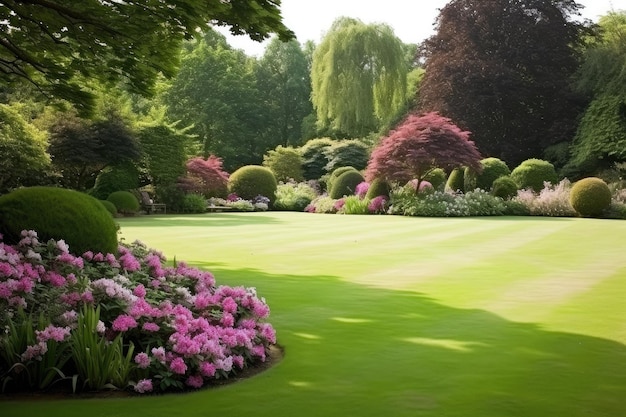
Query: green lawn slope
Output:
[[3, 213, 626, 417]]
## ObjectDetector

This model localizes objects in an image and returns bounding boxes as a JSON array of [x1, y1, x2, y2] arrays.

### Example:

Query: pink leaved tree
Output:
[[178, 155, 230, 198], [366, 112, 482, 189]]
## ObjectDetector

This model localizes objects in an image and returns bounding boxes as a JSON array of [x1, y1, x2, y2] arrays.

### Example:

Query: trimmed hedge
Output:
[[570, 177, 612, 217], [511, 159, 558, 192], [330, 170, 365, 199], [0, 187, 118, 255], [446, 167, 465, 193], [365, 178, 391, 199], [228, 165, 278, 205], [476, 158, 510, 191], [491, 176, 518, 200], [107, 191, 140, 215]]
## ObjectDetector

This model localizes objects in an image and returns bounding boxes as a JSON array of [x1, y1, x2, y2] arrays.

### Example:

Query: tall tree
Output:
[[311, 17, 408, 137], [418, 0, 588, 166], [256, 38, 312, 146], [567, 12, 626, 175], [162, 31, 267, 170], [0, 0, 294, 114]]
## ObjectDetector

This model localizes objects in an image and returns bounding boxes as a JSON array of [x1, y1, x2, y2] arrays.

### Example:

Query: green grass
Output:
[[3, 212, 626, 416]]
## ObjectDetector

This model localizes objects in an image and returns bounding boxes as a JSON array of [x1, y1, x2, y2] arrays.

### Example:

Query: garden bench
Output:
[[140, 191, 167, 214]]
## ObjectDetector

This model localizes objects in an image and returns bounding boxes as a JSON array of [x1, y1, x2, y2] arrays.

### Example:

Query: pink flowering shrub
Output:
[[0, 231, 276, 394]]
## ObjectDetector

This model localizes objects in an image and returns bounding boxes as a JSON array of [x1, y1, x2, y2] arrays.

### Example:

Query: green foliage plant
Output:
[[389, 186, 505, 217], [329, 170, 365, 199], [446, 167, 466, 193], [228, 165, 278, 205], [181, 194, 208, 213], [570, 177, 612, 217], [306, 195, 339, 213], [91, 162, 141, 200], [475, 158, 511, 190], [0, 187, 118, 255], [491, 176, 519, 200], [299, 138, 336, 180], [263, 145, 304, 182], [327, 166, 358, 191], [107, 191, 140, 215], [365, 178, 391, 199], [510, 159, 558, 192], [340, 195, 370, 214], [99, 200, 118, 217], [424, 168, 447, 191], [274, 181, 320, 211], [324, 140, 370, 173]]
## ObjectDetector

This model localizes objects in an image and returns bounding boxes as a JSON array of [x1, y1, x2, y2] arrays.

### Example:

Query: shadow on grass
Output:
[[3, 265, 626, 417], [117, 212, 284, 228]]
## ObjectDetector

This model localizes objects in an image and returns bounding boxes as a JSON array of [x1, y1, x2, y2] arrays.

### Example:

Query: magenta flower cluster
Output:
[[0, 231, 276, 394]]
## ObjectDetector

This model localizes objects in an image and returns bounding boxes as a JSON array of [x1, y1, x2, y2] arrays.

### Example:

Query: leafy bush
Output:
[[299, 137, 336, 180], [99, 199, 118, 217], [107, 191, 140, 215], [491, 176, 518, 200], [0, 234, 276, 394], [514, 180, 576, 217], [181, 194, 207, 213], [424, 168, 447, 191], [570, 177, 612, 217], [389, 187, 505, 217], [155, 183, 186, 213], [510, 158, 558, 192], [90, 162, 140, 200], [329, 170, 365, 199], [178, 155, 229, 198], [274, 181, 319, 211], [0, 187, 118, 255], [475, 158, 510, 191], [305, 195, 338, 214], [324, 139, 370, 173], [263, 145, 304, 182], [365, 178, 391, 199], [327, 166, 358, 190], [228, 165, 278, 205], [339, 195, 370, 214], [446, 167, 465, 193]]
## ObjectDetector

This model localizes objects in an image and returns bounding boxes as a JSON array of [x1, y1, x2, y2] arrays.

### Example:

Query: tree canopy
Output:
[[418, 0, 588, 167], [366, 112, 482, 187], [311, 17, 408, 137], [0, 0, 294, 114]]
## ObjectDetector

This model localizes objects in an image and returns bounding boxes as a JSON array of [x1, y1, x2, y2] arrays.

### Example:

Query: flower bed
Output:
[[0, 231, 276, 394]]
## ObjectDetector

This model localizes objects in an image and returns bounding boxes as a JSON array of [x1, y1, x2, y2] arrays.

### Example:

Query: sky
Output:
[[216, 0, 626, 57]]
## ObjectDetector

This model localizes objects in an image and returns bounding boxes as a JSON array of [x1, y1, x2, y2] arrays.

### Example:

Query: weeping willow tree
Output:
[[311, 17, 408, 138]]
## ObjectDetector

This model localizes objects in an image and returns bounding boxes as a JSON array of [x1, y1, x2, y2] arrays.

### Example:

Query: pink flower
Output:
[[134, 352, 151, 368], [56, 240, 70, 254], [36, 325, 71, 343], [333, 198, 345, 211], [368, 196, 388, 214], [355, 181, 370, 198], [251, 344, 267, 361], [233, 355, 244, 369], [112, 314, 138, 332], [120, 252, 141, 271], [133, 284, 146, 298], [185, 375, 204, 388], [21, 341, 47, 361], [134, 379, 153, 393], [220, 312, 235, 327], [142, 322, 160, 332], [222, 297, 238, 314], [169, 357, 187, 374], [200, 362, 216, 377], [151, 346, 166, 362]]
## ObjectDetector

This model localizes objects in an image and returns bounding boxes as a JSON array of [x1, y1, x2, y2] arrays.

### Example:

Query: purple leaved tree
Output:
[[366, 112, 482, 189]]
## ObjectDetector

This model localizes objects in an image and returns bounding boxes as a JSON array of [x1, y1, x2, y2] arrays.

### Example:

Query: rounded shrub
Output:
[[228, 165, 278, 205], [327, 166, 358, 190], [329, 170, 365, 199], [424, 168, 447, 191], [569, 177, 612, 217], [475, 158, 510, 191], [107, 191, 140, 215], [365, 178, 391, 199], [446, 167, 465, 193], [299, 137, 336, 180], [491, 176, 518, 200], [90, 162, 140, 200], [0, 187, 118, 255], [262, 145, 304, 182], [510, 158, 558, 192], [99, 199, 118, 217], [181, 194, 208, 214]]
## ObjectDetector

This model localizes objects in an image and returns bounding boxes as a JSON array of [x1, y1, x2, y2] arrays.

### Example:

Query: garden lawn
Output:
[[3, 212, 626, 417]]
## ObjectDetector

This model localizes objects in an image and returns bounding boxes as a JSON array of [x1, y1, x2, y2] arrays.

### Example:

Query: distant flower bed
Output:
[[0, 231, 276, 394]]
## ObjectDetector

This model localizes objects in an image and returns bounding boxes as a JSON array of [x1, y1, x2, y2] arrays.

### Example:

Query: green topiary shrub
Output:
[[329, 170, 365, 199], [491, 176, 518, 200], [475, 158, 511, 191], [228, 165, 278, 205], [299, 137, 336, 180], [424, 168, 447, 191], [107, 191, 140, 215], [569, 177, 612, 217], [324, 139, 370, 173], [446, 167, 465, 193], [0, 187, 118, 255], [327, 166, 358, 191], [90, 162, 140, 200], [99, 199, 118, 217], [365, 178, 391, 199], [510, 158, 558, 192]]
